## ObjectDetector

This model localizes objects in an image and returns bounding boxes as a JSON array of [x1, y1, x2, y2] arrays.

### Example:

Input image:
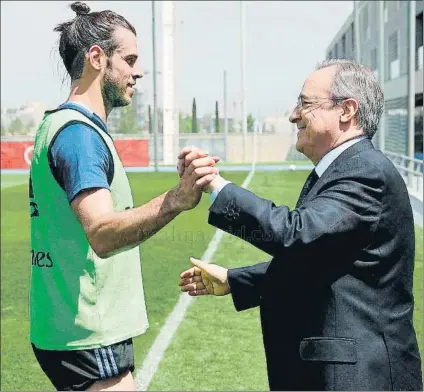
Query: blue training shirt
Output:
[[48, 102, 114, 203]]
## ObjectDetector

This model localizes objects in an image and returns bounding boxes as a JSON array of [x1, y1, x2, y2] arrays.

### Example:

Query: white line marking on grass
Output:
[[1, 178, 28, 189], [135, 167, 256, 391]]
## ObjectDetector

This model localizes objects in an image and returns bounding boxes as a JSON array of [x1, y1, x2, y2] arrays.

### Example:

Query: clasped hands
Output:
[[169, 146, 218, 212], [176, 145, 223, 193], [175, 145, 230, 297]]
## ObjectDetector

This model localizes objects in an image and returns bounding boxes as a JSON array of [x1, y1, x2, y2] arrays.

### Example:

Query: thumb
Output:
[[190, 257, 210, 271]]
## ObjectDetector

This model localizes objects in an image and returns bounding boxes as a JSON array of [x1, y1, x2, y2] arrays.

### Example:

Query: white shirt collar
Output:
[[315, 136, 366, 177]]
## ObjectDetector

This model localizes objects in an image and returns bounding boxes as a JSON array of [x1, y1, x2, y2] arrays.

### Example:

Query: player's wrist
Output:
[[166, 186, 186, 213]]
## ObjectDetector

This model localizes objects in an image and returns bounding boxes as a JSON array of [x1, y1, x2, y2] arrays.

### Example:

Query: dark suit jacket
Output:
[[208, 139, 422, 391]]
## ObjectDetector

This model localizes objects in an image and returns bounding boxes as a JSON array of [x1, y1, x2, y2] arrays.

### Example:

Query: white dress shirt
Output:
[[314, 136, 366, 177]]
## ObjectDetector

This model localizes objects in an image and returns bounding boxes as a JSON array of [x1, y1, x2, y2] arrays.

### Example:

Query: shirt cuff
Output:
[[210, 178, 231, 203]]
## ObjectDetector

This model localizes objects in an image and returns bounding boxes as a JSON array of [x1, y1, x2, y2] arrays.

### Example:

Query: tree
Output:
[[118, 104, 142, 134], [179, 112, 192, 133], [215, 101, 220, 133], [8, 117, 28, 135], [191, 98, 198, 133], [1, 118, 7, 136], [247, 113, 255, 132]]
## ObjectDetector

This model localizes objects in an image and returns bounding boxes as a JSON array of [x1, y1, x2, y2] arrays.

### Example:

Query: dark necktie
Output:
[[296, 169, 319, 208]]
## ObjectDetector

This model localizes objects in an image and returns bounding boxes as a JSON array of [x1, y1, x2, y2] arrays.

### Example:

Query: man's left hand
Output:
[[179, 257, 230, 296]]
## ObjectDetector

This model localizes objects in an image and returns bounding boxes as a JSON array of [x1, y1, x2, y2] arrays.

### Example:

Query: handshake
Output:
[[171, 146, 227, 212]]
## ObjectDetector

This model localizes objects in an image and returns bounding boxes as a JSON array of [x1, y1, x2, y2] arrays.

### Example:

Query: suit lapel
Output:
[[297, 138, 375, 206]]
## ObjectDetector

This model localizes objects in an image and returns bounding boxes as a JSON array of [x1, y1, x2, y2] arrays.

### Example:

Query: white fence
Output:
[[386, 151, 423, 200]]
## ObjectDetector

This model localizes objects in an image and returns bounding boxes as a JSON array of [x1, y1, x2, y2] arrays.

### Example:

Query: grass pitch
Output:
[[1, 171, 422, 390]]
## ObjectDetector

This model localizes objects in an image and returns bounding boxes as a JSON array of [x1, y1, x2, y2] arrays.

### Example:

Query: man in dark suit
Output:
[[178, 60, 422, 391]]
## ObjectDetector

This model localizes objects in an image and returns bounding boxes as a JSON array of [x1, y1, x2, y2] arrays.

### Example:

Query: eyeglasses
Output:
[[296, 96, 348, 110]]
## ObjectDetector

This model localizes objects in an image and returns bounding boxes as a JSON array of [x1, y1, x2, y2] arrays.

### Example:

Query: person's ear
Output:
[[340, 98, 358, 124], [87, 45, 106, 71]]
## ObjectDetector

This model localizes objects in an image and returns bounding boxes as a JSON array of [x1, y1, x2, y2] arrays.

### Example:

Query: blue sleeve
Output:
[[49, 124, 114, 203]]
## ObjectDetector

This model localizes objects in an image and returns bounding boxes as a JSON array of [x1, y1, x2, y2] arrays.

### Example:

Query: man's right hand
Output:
[[179, 257, 230, 296], [171, 155, 218, 212]]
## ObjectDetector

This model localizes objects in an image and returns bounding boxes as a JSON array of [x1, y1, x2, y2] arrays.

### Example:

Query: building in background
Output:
[[262, 114, 294, 134], [1, 89, 147, 137], [1, 101, 48, 136], [325, 0, 423, 159]]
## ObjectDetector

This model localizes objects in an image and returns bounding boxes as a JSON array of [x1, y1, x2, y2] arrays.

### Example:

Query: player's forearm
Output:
[[90, 188, 181, 258]]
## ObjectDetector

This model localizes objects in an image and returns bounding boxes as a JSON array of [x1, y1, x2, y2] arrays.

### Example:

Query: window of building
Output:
[[385, 97, 409, 155], [415, 94, 423, 157], [388, 31, 400, 80], [417, 12, 423, 71], [351, 22, 355, 50]]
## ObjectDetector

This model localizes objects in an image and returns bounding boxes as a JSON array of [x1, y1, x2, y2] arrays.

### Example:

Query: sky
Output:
[[1, 1, 353, 118]]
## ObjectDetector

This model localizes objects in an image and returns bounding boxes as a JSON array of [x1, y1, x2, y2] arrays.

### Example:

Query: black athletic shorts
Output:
[[31, 338, 135, 391]]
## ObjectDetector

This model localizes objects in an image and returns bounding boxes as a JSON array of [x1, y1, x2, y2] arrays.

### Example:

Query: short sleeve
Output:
[[49, 124, 114, 203]]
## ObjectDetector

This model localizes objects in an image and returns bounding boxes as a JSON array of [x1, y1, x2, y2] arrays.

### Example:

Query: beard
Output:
[[101, 68, 131, 113]]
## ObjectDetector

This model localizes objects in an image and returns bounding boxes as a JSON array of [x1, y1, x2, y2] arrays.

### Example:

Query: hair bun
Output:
[[70, 2, 90, 16]]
